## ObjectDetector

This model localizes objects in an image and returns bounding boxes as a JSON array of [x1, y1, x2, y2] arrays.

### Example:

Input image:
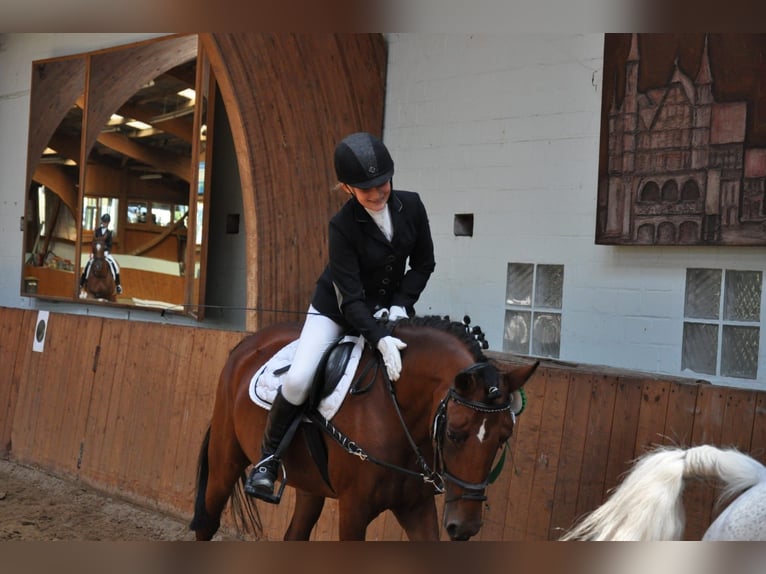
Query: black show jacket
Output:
[[311, 189, 435, 345]]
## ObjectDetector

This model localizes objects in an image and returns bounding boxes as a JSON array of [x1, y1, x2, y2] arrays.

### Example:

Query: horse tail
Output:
[[561, 445, 766, 541], [229, 473, 264, 540], [188, 423, 264, 540], [684, 444, 766, 504], [189, 425, 213, 533]]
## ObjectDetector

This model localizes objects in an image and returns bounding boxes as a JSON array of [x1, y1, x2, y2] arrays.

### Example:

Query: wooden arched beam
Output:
[[25, 56, 86, 191], [200, 33, 387, 331]]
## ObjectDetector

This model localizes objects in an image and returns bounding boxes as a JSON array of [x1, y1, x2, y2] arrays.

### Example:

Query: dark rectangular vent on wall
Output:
[[454, 213, 474, 237]]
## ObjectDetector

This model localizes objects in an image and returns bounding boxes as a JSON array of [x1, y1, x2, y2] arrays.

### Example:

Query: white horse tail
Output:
[[560, 445, 766, 541]]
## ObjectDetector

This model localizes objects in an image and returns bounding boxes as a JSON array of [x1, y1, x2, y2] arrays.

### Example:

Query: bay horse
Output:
[[190, 315, 539, 541], [560, 444, 766, 540], [83, 237, 116, 302]]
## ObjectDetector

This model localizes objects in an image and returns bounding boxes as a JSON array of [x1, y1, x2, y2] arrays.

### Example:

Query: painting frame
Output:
[[596, 33, 766, 246]]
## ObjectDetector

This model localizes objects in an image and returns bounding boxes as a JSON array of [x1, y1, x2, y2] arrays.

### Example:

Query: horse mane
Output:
[[394, 315, 489, 363]]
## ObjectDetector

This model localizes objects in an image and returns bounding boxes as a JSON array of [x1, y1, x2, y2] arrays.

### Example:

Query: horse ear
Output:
[[454, 363, 484, 394], [494, 360, 540, 392]]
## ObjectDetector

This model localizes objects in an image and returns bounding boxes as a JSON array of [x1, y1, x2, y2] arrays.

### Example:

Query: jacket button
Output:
[[386, 255, 395, 263], [382, 278, 390, 285], [378, 288, 387, 295], [385, 265, 393, 271]]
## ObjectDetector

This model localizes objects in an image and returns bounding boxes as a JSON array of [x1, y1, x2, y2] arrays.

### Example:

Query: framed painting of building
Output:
[[596, 34, 766, 246]]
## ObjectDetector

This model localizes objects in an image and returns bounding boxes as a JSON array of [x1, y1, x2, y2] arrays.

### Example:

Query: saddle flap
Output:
[[308, 339, 357, 410]]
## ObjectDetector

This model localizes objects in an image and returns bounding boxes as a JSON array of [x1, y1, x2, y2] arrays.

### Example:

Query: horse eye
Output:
[[446, 429, 467, 443]]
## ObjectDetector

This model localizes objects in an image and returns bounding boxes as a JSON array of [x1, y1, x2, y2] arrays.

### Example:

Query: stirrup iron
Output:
[[244, 456, 288, 504]]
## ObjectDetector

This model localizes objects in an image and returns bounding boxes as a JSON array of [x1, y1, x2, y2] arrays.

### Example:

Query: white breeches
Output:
[[104, 252, 120, 276], [85, 252, 120, 279], [280, 304, 344, 406]]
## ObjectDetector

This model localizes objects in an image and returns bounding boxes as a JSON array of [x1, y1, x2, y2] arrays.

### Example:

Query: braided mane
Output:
[[394, 315, 488, 363]]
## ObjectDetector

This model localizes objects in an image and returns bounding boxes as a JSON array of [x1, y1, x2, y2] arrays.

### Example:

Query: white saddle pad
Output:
[[249, 335, 366, 421]]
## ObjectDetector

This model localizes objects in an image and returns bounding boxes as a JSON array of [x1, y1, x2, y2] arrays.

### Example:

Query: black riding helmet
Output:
[[101, 213, 111, 224], [334, 132, 394, 189]]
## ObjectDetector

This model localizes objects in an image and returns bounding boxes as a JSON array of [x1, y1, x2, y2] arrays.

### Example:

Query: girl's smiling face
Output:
[[344, 180, 391, 212]]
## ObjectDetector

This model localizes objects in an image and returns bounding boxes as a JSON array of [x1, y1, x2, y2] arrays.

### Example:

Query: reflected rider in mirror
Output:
[[80, 213, 123, 296]]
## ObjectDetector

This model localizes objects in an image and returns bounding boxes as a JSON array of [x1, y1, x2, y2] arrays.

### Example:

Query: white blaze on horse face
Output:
[[476, 417, 488, 443]]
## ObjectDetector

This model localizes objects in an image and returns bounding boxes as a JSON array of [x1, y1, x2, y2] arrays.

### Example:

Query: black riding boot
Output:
[[244, 390, 302, 503], [115, 273, 123, 294]]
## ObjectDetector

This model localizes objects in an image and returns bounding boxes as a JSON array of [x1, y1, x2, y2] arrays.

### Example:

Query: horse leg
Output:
[[337, 497, 379, 540], [284, 491, 325, 540], [392, 497, 440, 541]]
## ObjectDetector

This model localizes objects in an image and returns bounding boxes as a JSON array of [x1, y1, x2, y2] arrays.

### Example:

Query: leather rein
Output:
[[312, 357, 512, 500]]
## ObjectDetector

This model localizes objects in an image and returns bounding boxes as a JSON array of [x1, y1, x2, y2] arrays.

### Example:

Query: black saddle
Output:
[[274, 336, 370, 493]]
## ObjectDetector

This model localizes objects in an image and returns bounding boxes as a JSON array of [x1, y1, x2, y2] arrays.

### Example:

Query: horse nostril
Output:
[[445, 522, 458, 539], [445, 522, 471, 541]]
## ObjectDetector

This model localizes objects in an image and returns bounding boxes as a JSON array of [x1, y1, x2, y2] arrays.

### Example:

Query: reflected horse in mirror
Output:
[[190, 315, 539, 541], [84, 237, 116, 302], [560, 444, 766, 540]]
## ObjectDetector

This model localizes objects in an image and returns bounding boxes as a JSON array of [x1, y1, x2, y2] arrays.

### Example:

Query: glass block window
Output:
[[682, 268, 762, 380], [504, 263, 564, 358]]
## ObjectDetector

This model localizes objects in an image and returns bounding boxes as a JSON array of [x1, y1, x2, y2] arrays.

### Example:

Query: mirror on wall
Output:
[[22, 55, 86, 299], [22, 34, 211, 317]]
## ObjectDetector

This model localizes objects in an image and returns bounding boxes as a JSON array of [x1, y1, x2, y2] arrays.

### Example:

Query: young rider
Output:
[[80, 213, 123, 295], [244, 132, 436, 502]]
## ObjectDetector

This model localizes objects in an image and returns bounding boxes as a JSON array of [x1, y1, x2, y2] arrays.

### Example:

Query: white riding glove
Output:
[[387, 305, 408, 321], [373, 308, 389, 320], [376, 335, 407, 381]]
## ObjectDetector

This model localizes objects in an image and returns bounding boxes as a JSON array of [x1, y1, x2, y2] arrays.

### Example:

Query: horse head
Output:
[[435, 357, 538, 540], [91, 237, 106, 258], [391, 316, 539, 541]]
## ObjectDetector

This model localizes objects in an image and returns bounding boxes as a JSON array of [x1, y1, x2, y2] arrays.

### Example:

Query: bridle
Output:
[[314, 358, 513, 502], [432, 364, 514, 503]]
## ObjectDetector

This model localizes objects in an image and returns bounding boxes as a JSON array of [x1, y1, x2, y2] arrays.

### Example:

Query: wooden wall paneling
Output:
[[719, 388, 757, 450], [495, 366, 547, 540], [523, 368, 570, 540], [80, 321, 186, 500], [632, 379, 671, 454], [573, 375, 617, 521], [751, 394, 766, 459], [661, 382, 700, 447], [258, 489, 297, 541], [683, 385, 726, 539], [76, 317, 131, 487], [7, 311, 44, 462], [123, 323, 195, 501], [601, 376, 643, 503], [311, 497, 340, 541], [21, 266, 77, 299], [0, 308, 32, 454], [381, 508, 409, 541], [547, 371, 592, 537], [163, 328, 244, 513], [10, 313, 101, 477], [118, 268, 185, 305], [142, 324, 198, 505]]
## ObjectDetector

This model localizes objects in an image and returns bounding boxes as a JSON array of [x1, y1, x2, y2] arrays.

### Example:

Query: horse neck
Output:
[[395, 326, 477, 428]]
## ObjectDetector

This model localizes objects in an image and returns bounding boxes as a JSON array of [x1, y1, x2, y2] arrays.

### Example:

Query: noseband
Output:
[[433, 370, 514, 503]]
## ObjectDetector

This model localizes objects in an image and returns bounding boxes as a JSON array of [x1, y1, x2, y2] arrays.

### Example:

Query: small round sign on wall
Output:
[[32, 310, 49, 353]]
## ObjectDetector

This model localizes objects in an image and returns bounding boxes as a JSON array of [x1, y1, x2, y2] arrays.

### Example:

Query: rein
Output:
[[312, 357, 513, 500], [310, 365, 445, 492]]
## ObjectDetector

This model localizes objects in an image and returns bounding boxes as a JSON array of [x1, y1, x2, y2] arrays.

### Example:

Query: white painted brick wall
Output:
[[383, 33, 766, 390]]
